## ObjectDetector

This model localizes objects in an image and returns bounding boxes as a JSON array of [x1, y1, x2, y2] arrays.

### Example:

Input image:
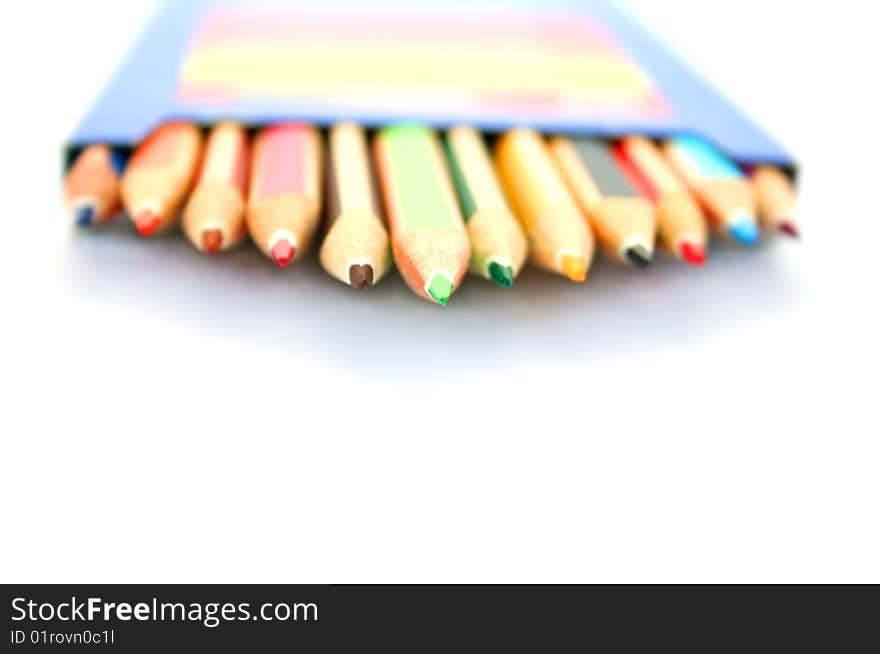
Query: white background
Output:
[[1, 1, 877, 583]]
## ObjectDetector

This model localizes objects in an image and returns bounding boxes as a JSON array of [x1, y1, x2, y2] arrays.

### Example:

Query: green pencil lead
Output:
[[426, 272, 454, 306], [487, 261, 515, 288]]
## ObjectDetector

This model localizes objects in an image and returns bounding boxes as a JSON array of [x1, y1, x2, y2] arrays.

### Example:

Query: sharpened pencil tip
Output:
[[488, 260, 514, 288], [134, 210, 161, 237], [270, 239, 295, 268], [348, 263, 374, 289], [678, 241, 707, 266], [728, 217, 760, 245], [201, 228, 223, 253], [426, 271, 454, 305], [624, 245, 652, 269], [73, 205, 95, 227], [560, 254, 587, 282], [778, 221, 799, 238]]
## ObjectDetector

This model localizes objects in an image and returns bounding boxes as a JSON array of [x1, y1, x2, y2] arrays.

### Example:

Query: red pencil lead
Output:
[[270, 239, 295, 267], [778, 221, 800, 238], [679, 241, 707, 266], [134, 210, 162, 237], [201, 228, 223, 253]]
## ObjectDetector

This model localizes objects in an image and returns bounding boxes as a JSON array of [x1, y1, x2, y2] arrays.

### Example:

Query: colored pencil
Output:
[[749, 165, 799, 237], [319, 122, 391, 289], [63, 145, 127, 227], [444, 126, 528, 287], [120, 121, 203, 237], [614, 136, 708, 265], [247, 124, 323, 267], [662, 135, 759, 245], [495, 128, 594, 282], [550, 136, 656, 268], [182, 122, 250, 254], [374, 124, 470, 305]]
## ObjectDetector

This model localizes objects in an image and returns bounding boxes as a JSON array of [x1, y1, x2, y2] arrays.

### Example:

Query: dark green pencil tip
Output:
[[426, 272, 454, 306], [624, 245, 652, 269], [488, 261, 515, 288]]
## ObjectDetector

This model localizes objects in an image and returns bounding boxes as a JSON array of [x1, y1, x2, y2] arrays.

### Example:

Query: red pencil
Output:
[[120, 122, 204, 237], [615, 137, 708, 265]]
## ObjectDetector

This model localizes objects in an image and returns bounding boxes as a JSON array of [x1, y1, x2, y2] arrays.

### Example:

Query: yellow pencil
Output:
[[374, 124, 470, 305], [319, 122, 391, 288], [495, 128, 594, 282], [749, 165, 799, 237], [444, 126, 528, 287], [120, 121, 203, 237], [550, 136, 656, 268], [182, 122, 250, 253], [616, 136, 708, 265]]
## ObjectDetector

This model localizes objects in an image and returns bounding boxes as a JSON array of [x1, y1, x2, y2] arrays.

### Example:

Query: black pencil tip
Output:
[[624, 245, 652, 269]]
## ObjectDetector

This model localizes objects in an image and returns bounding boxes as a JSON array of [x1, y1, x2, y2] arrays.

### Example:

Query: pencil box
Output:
[[64, 0, 795, 172]]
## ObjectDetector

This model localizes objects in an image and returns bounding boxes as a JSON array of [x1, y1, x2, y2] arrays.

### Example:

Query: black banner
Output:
[[3, 585, 877, 651]]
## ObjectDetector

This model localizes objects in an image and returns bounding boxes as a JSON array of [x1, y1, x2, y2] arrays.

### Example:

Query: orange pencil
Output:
[[247, 124, 323, 267], [63, 145, 126, 227], [120, 121, 203, 237], [182, 122, 250, 253]]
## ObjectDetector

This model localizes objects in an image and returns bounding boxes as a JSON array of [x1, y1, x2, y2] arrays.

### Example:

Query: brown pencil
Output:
[[320, 122, 391, 288], [182, 122, 250, 253]]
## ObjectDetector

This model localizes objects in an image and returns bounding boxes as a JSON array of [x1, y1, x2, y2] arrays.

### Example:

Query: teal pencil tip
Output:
[[426, 272, 454, 305], [728, 217, 760, 245], [487, 261, 515, 288]]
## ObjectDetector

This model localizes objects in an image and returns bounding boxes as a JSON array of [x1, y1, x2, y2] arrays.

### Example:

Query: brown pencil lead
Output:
[[348, 264, 374, 289]]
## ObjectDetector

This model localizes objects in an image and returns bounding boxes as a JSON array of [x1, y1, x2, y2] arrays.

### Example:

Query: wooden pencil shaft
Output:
[[328, 123, 379, 219], [197, 122, 249, 190]]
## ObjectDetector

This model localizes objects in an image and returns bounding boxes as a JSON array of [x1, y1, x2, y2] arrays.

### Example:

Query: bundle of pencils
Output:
[[64, 122, 799, 305]]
